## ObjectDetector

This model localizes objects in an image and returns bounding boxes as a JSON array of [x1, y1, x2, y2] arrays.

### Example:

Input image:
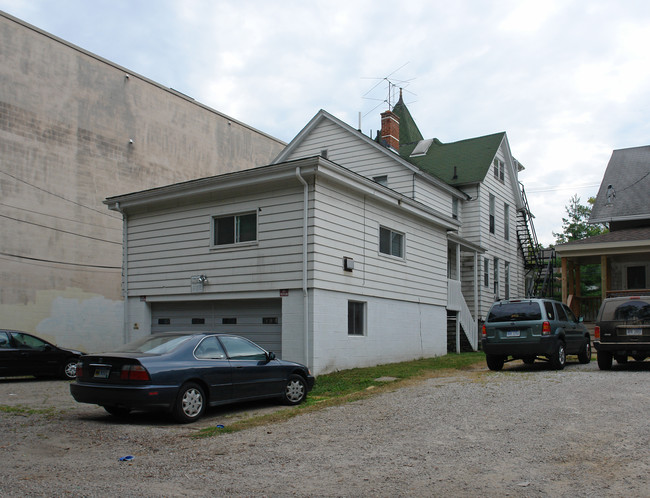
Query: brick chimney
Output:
[[380, 110, 400, 150]]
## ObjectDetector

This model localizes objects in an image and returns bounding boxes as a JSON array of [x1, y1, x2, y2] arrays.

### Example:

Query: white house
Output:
[[105, 156, 460, 374], [105, 99, 539, 373]]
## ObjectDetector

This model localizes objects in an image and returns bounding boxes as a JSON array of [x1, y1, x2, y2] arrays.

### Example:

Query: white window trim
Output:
[[378, 225, 406, 260], [210, 211, 259, 249]]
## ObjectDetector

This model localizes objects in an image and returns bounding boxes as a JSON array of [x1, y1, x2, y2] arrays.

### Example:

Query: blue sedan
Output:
[[70, 332, 315, 423]]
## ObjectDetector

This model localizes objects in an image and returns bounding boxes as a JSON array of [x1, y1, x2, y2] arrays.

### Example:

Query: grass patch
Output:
[[196, 352, 485, 438], [0, 404, 60, 417]]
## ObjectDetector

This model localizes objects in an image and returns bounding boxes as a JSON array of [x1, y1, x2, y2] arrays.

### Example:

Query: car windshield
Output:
[[488, 302, 542, 322], [114, 334, 193, 354], [603, 299, 650, 322]]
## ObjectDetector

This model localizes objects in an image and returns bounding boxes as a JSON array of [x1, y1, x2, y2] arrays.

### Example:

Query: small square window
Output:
[[213, 212, 257, 245], [262, 317, 279, 325], [348, 301, 365, 336], [379, 226, 404, 258], [373, 175, 388, 187], [191, 318, 205, 325], [158, 318, 171, 325], [222, 318, 237, 325]]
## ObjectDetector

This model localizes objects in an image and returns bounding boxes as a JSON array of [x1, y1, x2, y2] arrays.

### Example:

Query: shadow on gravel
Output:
[[74, 397, 285, 428], [604, 360, 650, 372], [499, 359, 594, 372]]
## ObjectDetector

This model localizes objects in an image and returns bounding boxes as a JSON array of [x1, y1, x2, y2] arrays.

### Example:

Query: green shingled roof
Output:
[[399, 131, 505, 186], [392, 95, 423, 144]]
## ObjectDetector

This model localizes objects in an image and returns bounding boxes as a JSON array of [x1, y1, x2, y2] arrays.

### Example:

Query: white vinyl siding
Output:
[[125, 187, 306, 296], [310, 178, 449, 306]]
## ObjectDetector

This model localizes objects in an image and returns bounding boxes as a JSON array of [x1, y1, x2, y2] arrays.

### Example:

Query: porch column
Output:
[[601, 255, 608, 299], [561, 257, 568, 303]]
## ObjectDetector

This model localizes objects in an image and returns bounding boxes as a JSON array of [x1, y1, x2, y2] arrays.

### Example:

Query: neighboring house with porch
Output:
[[556, 145, 650, 320]]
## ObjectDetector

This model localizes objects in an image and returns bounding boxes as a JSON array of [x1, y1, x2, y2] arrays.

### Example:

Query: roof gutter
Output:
[[295, 167, 310, 369]]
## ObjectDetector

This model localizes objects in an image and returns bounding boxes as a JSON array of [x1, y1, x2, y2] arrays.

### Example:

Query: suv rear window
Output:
[[601, 299, 650, 321], [487, 302, 542, 323]]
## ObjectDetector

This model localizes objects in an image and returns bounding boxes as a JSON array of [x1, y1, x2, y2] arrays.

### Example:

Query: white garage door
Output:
[[151, 299, 282, 357]]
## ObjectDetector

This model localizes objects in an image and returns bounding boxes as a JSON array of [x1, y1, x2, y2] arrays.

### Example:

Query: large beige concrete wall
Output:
[[0, 12, 285, 352]]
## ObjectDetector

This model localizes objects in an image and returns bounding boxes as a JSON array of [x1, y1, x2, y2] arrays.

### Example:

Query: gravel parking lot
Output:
[[1, 358, 649, 497]]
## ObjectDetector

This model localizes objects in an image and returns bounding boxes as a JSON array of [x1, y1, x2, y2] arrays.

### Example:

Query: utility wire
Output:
[[0, 202, 121, 232], [0, 213, 121, 245], [0, 169, 120, 219], [0, 252, 120, 270]]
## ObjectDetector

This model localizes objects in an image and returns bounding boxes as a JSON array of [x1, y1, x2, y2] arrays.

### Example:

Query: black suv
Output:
[[482, 299, 592, 371], [594, 295, 650, 370]]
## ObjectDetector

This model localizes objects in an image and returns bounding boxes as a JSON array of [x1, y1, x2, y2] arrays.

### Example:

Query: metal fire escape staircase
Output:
[[516, 182, 556, 298]]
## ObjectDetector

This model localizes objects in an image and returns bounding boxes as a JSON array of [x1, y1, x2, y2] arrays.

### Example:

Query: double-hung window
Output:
[[493, 158, 504, 182], [504, 203, 510, 240], [379, 226, 404, 258], [489, 194, 495, 234], [213, 212, 257, 246]]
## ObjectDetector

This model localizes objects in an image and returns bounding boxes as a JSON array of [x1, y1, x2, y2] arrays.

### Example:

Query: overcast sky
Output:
[[3, 0, 650, 246]]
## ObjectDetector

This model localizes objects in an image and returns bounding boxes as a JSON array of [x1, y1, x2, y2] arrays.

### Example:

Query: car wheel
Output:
[[173, 382, 206, 423], [577, 340, 592, 364], [281, 374, 307, 405], [61, 359, 78, 379], [550, 342, 566, 370], [597, 351, 613, 370], [104, 405, 131, 418], [485, 354, 505, 371], [522, 357, 535, 365]]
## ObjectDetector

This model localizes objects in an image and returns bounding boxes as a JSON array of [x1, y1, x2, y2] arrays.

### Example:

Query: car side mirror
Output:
[[266, 351, 276, 362], [578, 316, 584, 323]]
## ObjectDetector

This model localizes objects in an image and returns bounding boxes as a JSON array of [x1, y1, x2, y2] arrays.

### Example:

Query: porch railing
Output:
[[447, 279, 478, 351]]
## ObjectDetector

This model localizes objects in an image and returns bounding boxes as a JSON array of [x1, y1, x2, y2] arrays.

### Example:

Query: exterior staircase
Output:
[[516, 182, 556, 298]]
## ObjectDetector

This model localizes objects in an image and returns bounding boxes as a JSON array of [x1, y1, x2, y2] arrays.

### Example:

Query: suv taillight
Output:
[[542, 321, 551, 335], [594, 326, 600, 340], [75, 362, 83, 378], [120, 364, 151, 381], [482, 324, 487, 338]]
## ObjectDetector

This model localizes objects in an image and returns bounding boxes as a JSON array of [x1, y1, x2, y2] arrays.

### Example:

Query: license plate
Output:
[[627, 329, 643, 336], [507, 331, 521, 337], [93, 367, 110, 379]]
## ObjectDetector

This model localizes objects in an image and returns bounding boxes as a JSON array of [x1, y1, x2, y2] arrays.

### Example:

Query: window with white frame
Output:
[[494, 257, 500, 297], [379, 226, 404, 258], [504, 203, 510, 240], [452, 197, 459, 220], [348, 300, 366, 336], [493, 158, 504, 182], [213, 212, 257, 246], [504, 261, 510, 299], [489, 194, 495, 234]]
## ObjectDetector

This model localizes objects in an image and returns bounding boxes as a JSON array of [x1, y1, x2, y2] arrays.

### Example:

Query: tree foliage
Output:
[[553, 195, 608, 245]]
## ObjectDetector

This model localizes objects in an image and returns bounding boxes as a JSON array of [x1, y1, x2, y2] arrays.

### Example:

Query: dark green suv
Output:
[[481, 299, 592, 371]]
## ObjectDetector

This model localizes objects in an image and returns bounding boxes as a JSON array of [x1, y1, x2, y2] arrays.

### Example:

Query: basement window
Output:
[[348, 301, 366, 336]]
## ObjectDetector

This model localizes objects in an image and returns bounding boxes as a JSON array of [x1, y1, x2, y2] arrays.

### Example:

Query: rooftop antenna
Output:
[[361, 63, 417, 118]]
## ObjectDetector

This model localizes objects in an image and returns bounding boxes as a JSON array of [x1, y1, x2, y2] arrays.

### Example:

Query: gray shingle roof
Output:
[[590, 145, 650, 223]]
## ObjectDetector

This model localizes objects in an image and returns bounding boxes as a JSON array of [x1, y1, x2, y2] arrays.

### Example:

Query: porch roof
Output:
[[555, 226, 650, 262]]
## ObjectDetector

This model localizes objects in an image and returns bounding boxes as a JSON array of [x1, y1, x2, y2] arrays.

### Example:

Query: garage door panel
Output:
[[151, 299, 282, 357]]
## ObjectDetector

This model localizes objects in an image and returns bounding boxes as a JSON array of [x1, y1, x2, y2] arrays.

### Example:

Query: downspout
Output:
[[114, 202, 129, 345], [295, 167, 310, 368]]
